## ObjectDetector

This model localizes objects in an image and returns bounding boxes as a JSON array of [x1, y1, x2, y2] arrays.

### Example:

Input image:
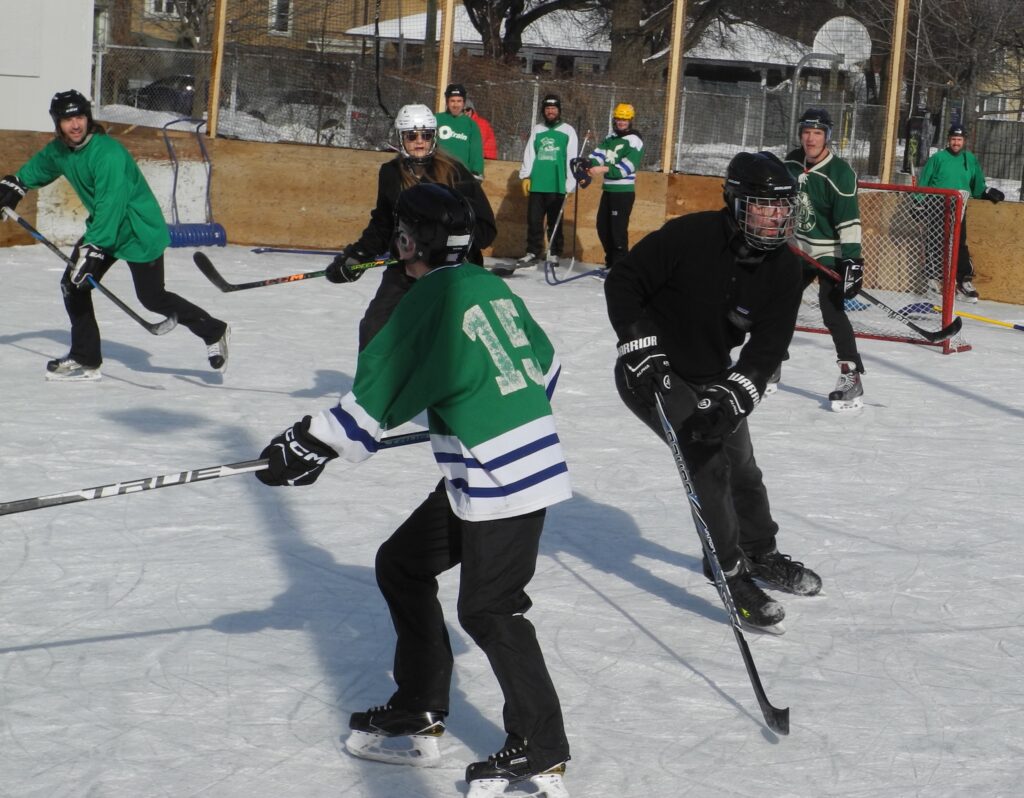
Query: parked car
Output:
[[125, 74, 198, 115], [248, 88, 360, 146]]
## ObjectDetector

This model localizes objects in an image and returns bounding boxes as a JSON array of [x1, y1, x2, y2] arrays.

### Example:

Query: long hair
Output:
[[398, 147, 462, 190]]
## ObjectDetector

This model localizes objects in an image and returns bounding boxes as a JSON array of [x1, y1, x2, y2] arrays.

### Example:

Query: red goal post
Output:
[[795, 182, 971, 354]]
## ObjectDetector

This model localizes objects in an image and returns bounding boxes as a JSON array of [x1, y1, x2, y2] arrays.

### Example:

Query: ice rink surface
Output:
[[2, 244, 1022, 797]]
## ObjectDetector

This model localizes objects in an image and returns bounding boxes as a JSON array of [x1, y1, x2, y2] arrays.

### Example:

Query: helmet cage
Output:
[[393, 184, 475, 268], [730, 192, 798, 251]]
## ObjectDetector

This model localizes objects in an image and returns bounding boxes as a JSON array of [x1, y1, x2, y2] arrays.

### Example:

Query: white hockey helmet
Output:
[[394, 104, 437, 163]]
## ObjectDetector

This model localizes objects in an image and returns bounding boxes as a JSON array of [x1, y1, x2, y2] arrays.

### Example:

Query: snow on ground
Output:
[[1, 243, 1023, 797]]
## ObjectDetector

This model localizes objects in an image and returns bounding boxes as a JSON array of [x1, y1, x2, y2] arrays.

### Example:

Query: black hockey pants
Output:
[[374, 481, 570, 766], [526, 191, 567, 258], [614, 369, 780, 570], [596, 191, 635, 269], [61, 251, 226, 368]]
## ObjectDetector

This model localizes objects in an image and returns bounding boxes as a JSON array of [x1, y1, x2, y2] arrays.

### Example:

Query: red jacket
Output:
[[468, 109, 498, 159]]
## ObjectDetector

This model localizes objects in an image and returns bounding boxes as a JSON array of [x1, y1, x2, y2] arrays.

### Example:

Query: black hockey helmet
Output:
[[797, 107, 833, 142], [444, 83, 466, 98], [723, 151, 799, 252], [542, 94, 561, 109], [49, 89, 93, 128], [393, 183, 475, 268], [948, 123, 967, 138]]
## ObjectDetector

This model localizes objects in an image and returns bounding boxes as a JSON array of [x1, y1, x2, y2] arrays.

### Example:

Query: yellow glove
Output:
[[521, 178, 531, 197]]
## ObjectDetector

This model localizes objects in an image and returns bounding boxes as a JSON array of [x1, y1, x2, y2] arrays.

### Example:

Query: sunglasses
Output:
[[402, 130, 435, 142]]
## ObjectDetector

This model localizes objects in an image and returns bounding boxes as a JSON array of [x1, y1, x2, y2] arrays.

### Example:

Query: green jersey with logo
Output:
[[784, 148, 861, 266], [519, 121, 578, 194], [308, 262, 572, 521], [436, 112, 484, 176]]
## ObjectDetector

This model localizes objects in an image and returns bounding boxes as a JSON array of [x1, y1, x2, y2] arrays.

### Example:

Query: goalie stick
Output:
[[193, 252, 395, 292], [0, 431, 430, 517], [789, 244, 962, 344], [654, 393, 790, 735], [2, 207, 178, 336]]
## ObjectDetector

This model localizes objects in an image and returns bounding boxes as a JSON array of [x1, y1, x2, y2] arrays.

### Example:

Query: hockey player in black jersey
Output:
[[604, 151, 822, 631]]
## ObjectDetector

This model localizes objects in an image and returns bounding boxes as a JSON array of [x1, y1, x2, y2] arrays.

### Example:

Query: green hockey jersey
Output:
[[435, 112, 484, 176], [589, 131, 643, 192], [784, 148, 862, 266], [17, 133, 170, 262], [519, 121, 578, 194], [307, 262, 572, 521]]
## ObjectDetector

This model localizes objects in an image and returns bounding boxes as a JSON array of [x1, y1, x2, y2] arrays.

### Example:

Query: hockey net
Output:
[[795, 182, 970, 354]]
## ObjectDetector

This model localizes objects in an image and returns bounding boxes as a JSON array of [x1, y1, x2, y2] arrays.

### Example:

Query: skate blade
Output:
[[830, 397, 863, 412], [763, 382, 779, 396], [45, 369, 102, 382], [344, 729, 441, 767], [467, 772, 569, 798], [739, 619, 786, 636]]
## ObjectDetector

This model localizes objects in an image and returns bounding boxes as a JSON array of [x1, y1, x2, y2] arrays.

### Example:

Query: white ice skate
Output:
[[467, 766, 569, 798], [828, 361, 863, 412]]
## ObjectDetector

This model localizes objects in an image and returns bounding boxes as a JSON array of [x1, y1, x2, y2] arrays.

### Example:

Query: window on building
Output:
[[270, 0, 291, 34], [151, 0, 176, 15]]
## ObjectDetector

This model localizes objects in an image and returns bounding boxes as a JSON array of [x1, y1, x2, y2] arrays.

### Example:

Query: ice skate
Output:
[[763, 363, 781, 396], [828, 361, 863, 412], [745, 547, 822, 596], [344, 704, 446, 767], [514, 252, 539, 270], [206, 324, 231, 372], [45, 355, 101, 382], [466, 738, 569, 798], [956, 278, 979, 303], [704, 558, 785, 633]]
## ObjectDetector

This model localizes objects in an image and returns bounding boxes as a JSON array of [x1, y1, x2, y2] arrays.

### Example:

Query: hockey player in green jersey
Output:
[[586, 102, 644, 270], [515, 94, 578, 269], [435, 83, 485, 177], [917, 123, 1004, 302], [784, 108, 866, 411], [0, 90, 229, 381], [256, 183, 572, 797]]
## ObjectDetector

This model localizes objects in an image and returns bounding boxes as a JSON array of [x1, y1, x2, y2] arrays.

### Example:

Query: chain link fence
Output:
[[90, 3, 1022, 196]]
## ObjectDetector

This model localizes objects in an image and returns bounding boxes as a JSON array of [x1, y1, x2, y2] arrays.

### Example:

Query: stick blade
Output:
[[150, 312, 178, 335], [193, 252, 234, 292], [910, 314, 962, 343]]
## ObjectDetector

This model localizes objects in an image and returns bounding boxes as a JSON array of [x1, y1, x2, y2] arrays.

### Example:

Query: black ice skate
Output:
[[206, 324, 231, 372], [704, 558, 785, 632], [466, 737, 569, 798], [745, 547, 823, 596], [345, 704, 446, 767], [828, 360, 863, 412], [956, 278, 979, 303]]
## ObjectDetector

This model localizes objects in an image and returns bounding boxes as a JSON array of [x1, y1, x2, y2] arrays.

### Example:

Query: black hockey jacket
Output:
[[353, 157, 496, 265], [604, 209, 803, 393]]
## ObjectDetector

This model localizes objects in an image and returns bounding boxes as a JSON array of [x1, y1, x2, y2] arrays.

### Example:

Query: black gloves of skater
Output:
[[326, 245, 372, 283], [257, 416, 338, 486], [838, 257, 864, 300], [616, 326, 672, 407], [0, 174, 27, 213], [690, 372, 759, 443], [569, 157, 592, 189], [69, 243, 107, 287], [983, 187, 1004, 204]]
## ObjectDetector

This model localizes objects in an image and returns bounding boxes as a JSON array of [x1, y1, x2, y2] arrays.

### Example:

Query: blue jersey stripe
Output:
[[448, 462, 569, 498], [434, 433, 561, 469], [328, 406, 378, 453]]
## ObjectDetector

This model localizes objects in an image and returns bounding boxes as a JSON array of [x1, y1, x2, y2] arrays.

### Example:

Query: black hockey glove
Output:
[[983, 187, 1004, 204], [616, 328, 672, 407], [0, 174, 27, 213], [569, 157, 592, 189], [690, 372, 760, 443], [256, 415, 338, 487], [69, 243, 107, 287], [326, 245, 371, 284], [839, 257, 864, 300]]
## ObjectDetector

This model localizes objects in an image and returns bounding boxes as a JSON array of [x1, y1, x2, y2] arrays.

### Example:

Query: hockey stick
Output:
[[193, 252, 395, 292], [653, 393, 790, 735], [251, 247, 342, 256], [789, 244, 962, 344], [1, 208, 178, 336], [545, 130, 594, 267], [0, 431, 430, 517], [543, 260, 605, 286], [931, 306, 1024, 333]]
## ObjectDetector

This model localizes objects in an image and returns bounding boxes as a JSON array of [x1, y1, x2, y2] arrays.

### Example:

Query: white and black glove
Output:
[[69, 243, 107, 287], [839, 257, 864, 300], [690, 372, 760, 443], [325, 245, 371, 284], [616, 326, 672, 407], [0, 174, 27, 213], [256, 416, 338, 487], [983, 187, 1004, 204]]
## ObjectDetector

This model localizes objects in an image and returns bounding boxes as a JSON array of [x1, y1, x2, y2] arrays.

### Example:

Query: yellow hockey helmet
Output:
[[613, 103, 635, 121]]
